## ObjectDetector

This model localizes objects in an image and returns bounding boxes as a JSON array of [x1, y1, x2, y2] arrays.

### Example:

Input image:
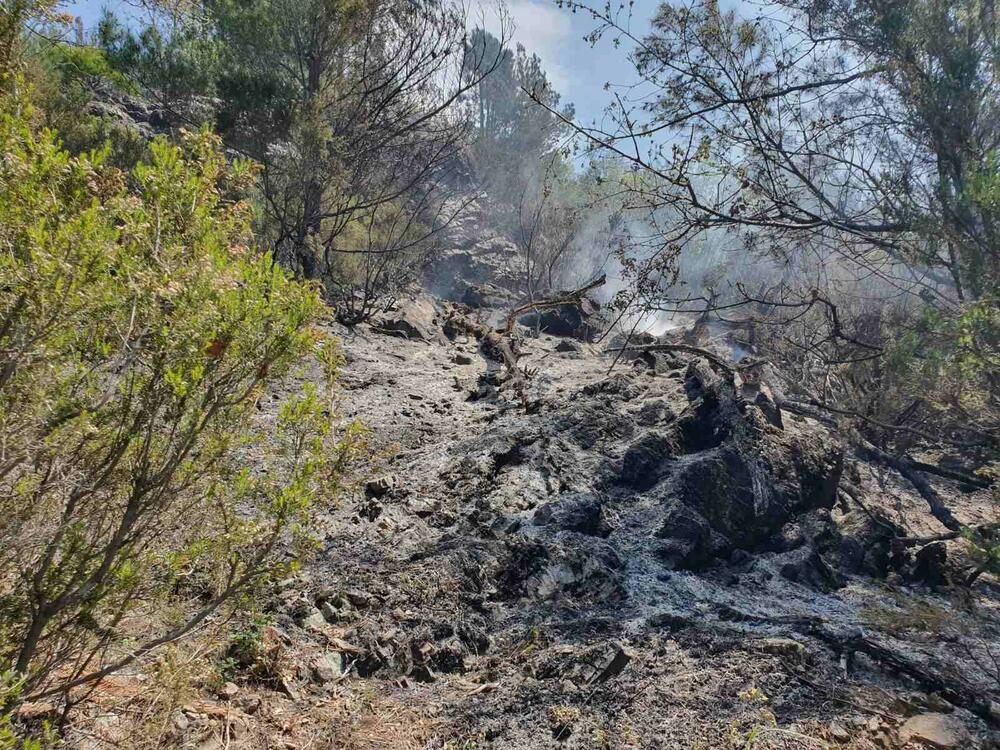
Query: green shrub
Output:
[[0, 89, 365, 704], [0, 672, 56, 749]]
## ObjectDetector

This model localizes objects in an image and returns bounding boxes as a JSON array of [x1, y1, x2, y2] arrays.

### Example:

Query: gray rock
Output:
[[372, 295, 443, 342], [407, 496, 441, 517], [828, 720, 851, 743], [633, 350, 684, 373], [910, 541, 950, 587], [533, 493, 607, 536], [312, 652, 344, 683], [565, 641, 635, 686], [654, 499, 720, 570], [621, 431, 676, 490], [365, 475, 397, 498], [592, 642, 634, 683], [344, 589, 375, 609], [218, 681, 239, 700], [518, 295, 604, 341], [636, 399, 676, 426], [674, 434, 842, 549], [898, 713, 970, 749], [739, 379, 784, 428], [775, 545, 844, 591], [300, 607, 327, 631], [461, 282, 519, 309], [320, 600, 341, 623], [427, 232, 523, 300]]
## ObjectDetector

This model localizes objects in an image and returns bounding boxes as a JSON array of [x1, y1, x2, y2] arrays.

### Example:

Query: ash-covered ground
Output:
[[254, 272, 999, 750], [70, 216, 996, 750]]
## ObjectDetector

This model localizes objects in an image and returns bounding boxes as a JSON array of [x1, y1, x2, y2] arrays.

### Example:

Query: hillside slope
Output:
[[64, 224, 999, 750]]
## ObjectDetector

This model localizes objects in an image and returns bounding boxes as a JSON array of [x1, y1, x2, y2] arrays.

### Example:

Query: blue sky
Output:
[[488, 0, 656, 126]]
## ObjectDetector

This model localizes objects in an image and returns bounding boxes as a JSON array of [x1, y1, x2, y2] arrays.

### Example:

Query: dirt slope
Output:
[[254, 299, 997, 750], [58, 285, 998, 750]]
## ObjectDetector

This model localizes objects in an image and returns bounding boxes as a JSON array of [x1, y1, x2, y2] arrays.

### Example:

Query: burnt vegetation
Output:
[[0, 0, 997, 747]]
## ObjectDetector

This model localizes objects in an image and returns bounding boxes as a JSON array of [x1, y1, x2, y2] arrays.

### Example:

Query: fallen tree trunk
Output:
[[853, 438, 964, 533], [671, 605, 999, 726], [445, 306, 527, 404], [814, 626, 999, 727]]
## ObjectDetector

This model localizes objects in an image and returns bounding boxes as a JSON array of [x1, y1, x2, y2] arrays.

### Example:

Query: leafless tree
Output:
[[535, 0, 998, 447]]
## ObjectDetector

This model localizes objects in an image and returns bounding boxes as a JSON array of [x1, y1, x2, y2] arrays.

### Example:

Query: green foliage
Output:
[[1, 1, 56, 80], [883, 299, 998, 414], [0, 88, 365, 700], [97, 10, 221, 100], [34, 40, 131, 90], [0, 673, 56, 750], [22, 38, 147, 166], [214, 613, 285, 686]]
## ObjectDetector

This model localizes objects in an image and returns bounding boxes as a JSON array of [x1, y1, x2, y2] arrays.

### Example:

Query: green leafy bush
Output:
[[0, 89, 365, 704]]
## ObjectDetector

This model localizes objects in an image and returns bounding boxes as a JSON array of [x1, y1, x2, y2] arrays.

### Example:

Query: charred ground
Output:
[[172, 228, 1000, 750]]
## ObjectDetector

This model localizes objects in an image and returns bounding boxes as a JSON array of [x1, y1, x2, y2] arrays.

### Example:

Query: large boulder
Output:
[[461, 282, 520, 310], [372, 295, 444, 342], [664, 355, 845, 550], [653, 498, 726, 570], [533, 493, 608, 537], [673, 433, 842, 549], [898, 713, 971, 749], [426, 231, 523, 301], [621, 431, 677, 490]]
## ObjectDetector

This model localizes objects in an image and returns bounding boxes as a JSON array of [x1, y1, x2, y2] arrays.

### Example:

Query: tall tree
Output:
[[100, 0, 510, 318], [464, 28, 594, 294], [546, 0, 998, 444], [464, 29, 573, 193]]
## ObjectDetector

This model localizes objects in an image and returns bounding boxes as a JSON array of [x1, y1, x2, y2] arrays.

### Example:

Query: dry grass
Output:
[[58, 623, 453, 750], [861, 592, 959, 637]]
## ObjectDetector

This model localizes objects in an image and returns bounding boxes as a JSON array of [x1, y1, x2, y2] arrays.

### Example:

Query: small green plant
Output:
[[547, 704, 581, 739], [216, 614, 280, 685], [0, 673, 56, 750], [591, 725, 612, 749], [738, 686, 769, 704], [730, 684, 777, 750]]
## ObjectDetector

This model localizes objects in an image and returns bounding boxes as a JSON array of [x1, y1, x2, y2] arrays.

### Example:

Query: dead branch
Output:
[[903, 457, 992, 490], [445, 306, 527, 404], [777, 397, 994, 449], [503, 274, 607, 334], [776, 398, 839, 427], [853, 438, 963, 533]]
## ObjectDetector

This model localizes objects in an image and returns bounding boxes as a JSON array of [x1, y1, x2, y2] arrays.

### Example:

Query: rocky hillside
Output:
[[67, 218, 999, 750]]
